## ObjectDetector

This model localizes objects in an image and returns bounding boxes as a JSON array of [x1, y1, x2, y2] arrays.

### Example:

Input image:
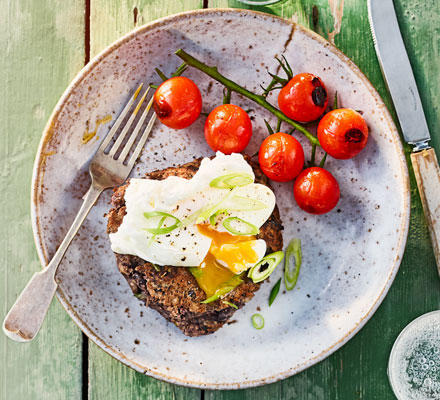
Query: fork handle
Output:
[[2, 184, 103, 342]]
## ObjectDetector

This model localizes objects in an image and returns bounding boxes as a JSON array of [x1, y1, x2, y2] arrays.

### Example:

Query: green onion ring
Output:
[[188, 267, 203, 279], [147, 215, 166, 246], [152, 264, 161, 272], [223, 217, 259, 236], [248, 251, 284, 283], [195, 189, 267, 225], [200, 274, 244, 304], [222, 301, 238, 309], [223, 195, 267, 211], [200, 285, 236, 304], [284, 238, 302, 291], [251, 313, 264, 330], [180, 208, 203, 227], [210, 173, 253, 189], [209, 209, 227, 226], [143, 211, 181, 235], [196, 190, 235, 224], [208, 195, 267, 226]]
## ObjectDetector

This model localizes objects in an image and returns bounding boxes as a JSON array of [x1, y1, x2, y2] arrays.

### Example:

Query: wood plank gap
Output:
[[82, 333, 89, 400], [85, 0, 91, 64], [133, 7, 139, 25], [83, 2, 91, 398], [203, 0, 209, 9]]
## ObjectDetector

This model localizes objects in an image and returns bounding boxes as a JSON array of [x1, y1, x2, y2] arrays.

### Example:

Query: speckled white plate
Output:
[[31, 9, 410, 389]]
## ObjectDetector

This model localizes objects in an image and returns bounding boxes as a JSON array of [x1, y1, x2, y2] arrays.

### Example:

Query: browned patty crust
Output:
[[107, 157, 283, 336]]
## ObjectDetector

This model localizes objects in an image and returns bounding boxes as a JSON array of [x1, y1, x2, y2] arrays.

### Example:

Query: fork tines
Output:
[[100, 83, 156, 166]]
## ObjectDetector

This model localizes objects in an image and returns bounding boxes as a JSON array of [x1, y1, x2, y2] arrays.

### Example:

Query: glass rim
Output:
[[388, 310, 440, 399]]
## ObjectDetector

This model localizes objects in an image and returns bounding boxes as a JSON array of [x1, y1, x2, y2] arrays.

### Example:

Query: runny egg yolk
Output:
[[191, 224, 259, 297]]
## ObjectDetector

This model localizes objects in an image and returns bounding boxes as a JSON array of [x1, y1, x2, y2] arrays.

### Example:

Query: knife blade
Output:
[[368, 0, 440, 275], [368, 0, 430, 149]]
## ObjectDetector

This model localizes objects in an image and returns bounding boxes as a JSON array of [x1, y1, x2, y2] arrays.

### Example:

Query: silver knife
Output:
[[368, 0, 440, 276]]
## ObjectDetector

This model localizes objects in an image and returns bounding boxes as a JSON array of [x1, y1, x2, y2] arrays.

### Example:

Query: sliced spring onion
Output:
[[222, 301, 238, 309], [152, 264, 161, 272], [208, 195, 267, 227], [251, 313, 264, 330], [180, 208, 203, 228], [269, 278, 282, 306], [196, 190, 235, 224], [200, 274, 244, 304], [188, 267, 203, 279], [200, 286, 236, 304], [143, 211, 181, 235], [210, 173, 253, 189], [147, 215, 166, 246], [225, 195, 268, 211], [248, 251, 284, 283], [196, 188, 268, 225], [209, 209, 227, 226], [223, 217, 259, 236], [284, 238, 302, 291]]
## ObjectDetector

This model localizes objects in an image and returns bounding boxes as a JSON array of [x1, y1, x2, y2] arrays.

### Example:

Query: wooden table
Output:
[[1, 1, 439, 398]]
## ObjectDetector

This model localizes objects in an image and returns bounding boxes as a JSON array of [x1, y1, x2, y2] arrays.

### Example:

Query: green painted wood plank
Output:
[[88, 348, 200, 400], [0, 1, 85, 399], [90, 0, 205, 57], [87, 2, 203, 399], [394, 0, 440, 156], [205, 1, 440, 399]]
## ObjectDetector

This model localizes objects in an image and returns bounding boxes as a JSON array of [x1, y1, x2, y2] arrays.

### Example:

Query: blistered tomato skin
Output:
[[204, 104, 253, 155], [293, 167, 340, 214], [317, 108, 368, 159], [153, 77, 202, 130], [258, 132, 305, 182], [278, 73, 328, 123]]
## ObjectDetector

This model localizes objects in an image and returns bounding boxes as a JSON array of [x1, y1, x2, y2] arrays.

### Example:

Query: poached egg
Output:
[[110, 152, 276, 296]]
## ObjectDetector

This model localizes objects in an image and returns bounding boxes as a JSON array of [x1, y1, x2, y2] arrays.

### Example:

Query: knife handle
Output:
[[411, 148, 440, 276]]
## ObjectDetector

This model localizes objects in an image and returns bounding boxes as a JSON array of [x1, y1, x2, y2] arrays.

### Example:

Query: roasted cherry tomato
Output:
[[153, 76, 202, 129], [204, 104, 252, 154], [317, 108, 368, 159], [293, 167, 340, 214], [258, 132, 305, 182], [278, 73, 328, 123]]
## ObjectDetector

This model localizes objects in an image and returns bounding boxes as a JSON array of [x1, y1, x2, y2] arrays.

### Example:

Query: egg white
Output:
[[109, 152, 276, 269]]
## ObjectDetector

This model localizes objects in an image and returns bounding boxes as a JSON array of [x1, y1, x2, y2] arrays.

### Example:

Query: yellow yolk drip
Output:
[[190, 225, 259, 297], [193, 253, 235, 298]]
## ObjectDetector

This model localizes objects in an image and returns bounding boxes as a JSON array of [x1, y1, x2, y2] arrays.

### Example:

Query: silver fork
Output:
[[3, 83, 156, 342]]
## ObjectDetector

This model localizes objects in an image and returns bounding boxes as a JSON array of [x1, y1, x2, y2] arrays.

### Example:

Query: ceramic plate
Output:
[[31, 9, 410, 389]]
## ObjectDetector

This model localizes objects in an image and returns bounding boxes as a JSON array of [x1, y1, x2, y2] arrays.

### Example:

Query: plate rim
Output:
[[30, 8, 411, 389]]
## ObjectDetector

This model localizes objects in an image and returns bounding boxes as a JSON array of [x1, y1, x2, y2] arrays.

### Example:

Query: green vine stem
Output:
[[310, 144, 316, 166], [154, 62, 188, 84], [264, 119, 275, 135], [155, 67, 169, 81], [261, 77, 277, 98], [276, 118, 282, 132], [172, 62, 188, 77], [333, 90, 338, 109], [319, 152, 328, 168], [223, 87, 232, 104], [175, 49, 320, 147]]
